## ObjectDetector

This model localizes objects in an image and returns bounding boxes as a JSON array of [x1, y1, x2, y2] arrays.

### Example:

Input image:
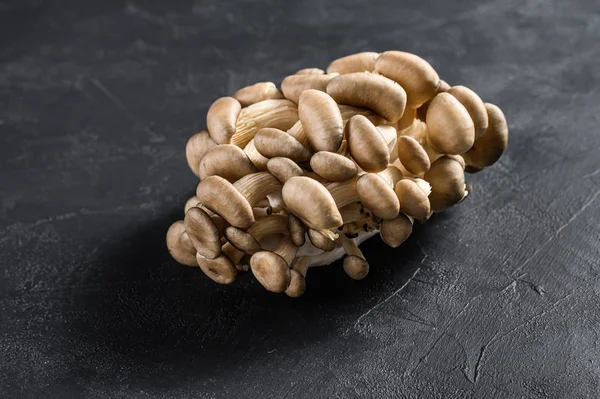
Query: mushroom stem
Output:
[[247, 214, 289, 242], [285, 256, 310, 298], [275, 236, 298, 266], [339, 235, 369, 280], [292, 256, 311, 277], [244, 139, 269, 171], [222, 242, 245, 265], [233, 172, 282, 207], [324, 175, 360, 208], [253, 206, 272, 219], [377, 165, 403, 187], [339, 202, 363, 223], [266, 191, 286, 213], [308, 228, 337, 252], [231, 99, 298, 148], [289, 214, 307, 247]]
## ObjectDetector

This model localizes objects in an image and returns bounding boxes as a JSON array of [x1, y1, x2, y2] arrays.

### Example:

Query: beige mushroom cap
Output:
[[447, 85, 489, 138], [225, 226, 261, 255], [380, 213, 413, 248], [250, 250, 292, 293], [166, 220, 198, 266], [426, 93, 475, 155], [282, 176, 343, 230], [396, 135, 431, 176], [254, 128, 312, 162], [267, 157, 304, 183], [198, 144, 257, 182], [424, 156, 466, 212], [326, 52, 379, 74], [327, 72, 407, 123], [281, 74, 334, 104], [196, 176, 255, 229], [288, 214, 307, 247], [197, 253, 237, 284], [184, 196, 201, 214], [233, 82, 284, 107], [206, 97, 242, 144], [295, 67, 325, 75], [308, 229, 336, 251], [298, 89, 344, 152], [285, 269, 306, 297], [462, 103, 508, 169], [184, 207, 222, 259], [394, 179, 431, 219], [343, 256, 370, 280], [310, 151, 358, 182], [357, 173, 400, 220], [186, 131, 217, 177], [346, 115, 390, 173]]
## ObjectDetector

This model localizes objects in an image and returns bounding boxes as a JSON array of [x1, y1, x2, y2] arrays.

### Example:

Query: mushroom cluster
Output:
[[167, 50, 509, 297]]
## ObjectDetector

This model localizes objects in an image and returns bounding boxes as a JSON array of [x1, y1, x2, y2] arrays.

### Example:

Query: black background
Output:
[[2, 0, 600, 397]]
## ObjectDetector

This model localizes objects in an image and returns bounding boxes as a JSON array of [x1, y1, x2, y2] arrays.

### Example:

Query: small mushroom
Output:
[[374, 51, 440, 109], [166, 220, 198, 266], [252, 206, 272, 219], [447, 85, 489, 138], [206, 97, 242, 144], [288, 214, 307, 247], [424, 156, 466, 212], [324, 175, 360, 208], [308, 228, 336, 252], [295, 68, 325, 75], [462, 103, 508, 169], [396, 135, 431, 176], [394, 179, 431, 219], [233, 82, 284, 107], [310, 151, 358, 182], [244, 139, 269, 171], [327, 72, 407, 123], [282, 176, 343, 230], [298, 89, 344, 152], [281, 74, 335, 104], [184, 207, 222, 259], [225, 226, 262, 255], [267, 157, 304, 183], [254, 128, 312, 162], [250, 236, 297, 293], [186, 131, 217, 177], [377, 125, 398, 162], [196, 253, 237, 284], [346, 115, 390, 172], [285, 257, 310, 298], [340, 236, 369, 280], [199, 144, 258, 182], [380, 213, 413, 248], [231, 99, 298, 148], [377, 165, 404, 187], [184, 196, 201, 214], [196, 175, 255, 229], [357, 173, 400, 220], [326, 52, 379, 74], [233, 171, 283, 207], [426, 92, 475, 155]]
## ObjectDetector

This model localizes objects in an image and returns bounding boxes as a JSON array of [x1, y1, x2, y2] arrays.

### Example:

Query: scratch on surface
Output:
[[472, 330, 499, 383], [582, 167, 600, 180]]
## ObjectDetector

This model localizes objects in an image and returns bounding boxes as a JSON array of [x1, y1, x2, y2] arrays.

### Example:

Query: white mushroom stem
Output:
[[267, 191, 286, 213], [274, 236, 298, 265], [222, 242, 244, 265], [292, 256, 311, 277], [296, 229, 378, 267], [340, 235, 366, 260], [244, 139, 269, 171]]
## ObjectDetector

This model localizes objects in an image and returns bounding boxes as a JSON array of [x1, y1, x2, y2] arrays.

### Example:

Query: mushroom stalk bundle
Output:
[[169, 50, 509, 297]]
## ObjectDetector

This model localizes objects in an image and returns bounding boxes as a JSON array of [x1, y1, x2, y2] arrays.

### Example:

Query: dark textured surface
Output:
[[1, 0, 600, 397]]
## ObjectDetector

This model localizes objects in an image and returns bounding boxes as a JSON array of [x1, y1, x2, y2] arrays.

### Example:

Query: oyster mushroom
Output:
[[310, 151, 358, 182], [346, 115, 390, 172], [396, 135, 431, 176], [233, 82, 283, 107], [196, 253, 237, 284], [267, 157, 304, 183], [231, 99, 298, 148], [308, 228, 337, 252], [244, 139, 270, 171], [357, 173, 400, 220], [424, 156, 466, 212], [295, 68, 325, 75], [462, 103, 508, 169], [426, 92, 475, 155], [447, 85, 489, 138], [282, 176, 343, 230], [184, 206, 222, 259], [250, 236, 297, 293], [285, 257, 310, 298], [340, 235, 369, 280], [198, 144, 257, 182], [206, 97, 242, 144], [166, 220, 197, 266], [254, 128, 312, 162], [186, 130, 217, 177], [281, 74, 335, 104], [196, 176, 255, 229], [298, 89, 344, 152], [394, 179, 431, 219], [288, 214, 307, 247], [380, 213, 413, 248], [326, 52, 379, 74]]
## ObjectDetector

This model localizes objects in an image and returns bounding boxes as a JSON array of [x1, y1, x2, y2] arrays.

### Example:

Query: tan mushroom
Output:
[[340, 236, 369, 280], [424, 156, 466, 212], [166, 220, 198, 266], [346, 115, 390, 172], [196, 176, 255, 229], [250, 236, 297, 293], [206, 97, 242, 144], [198, 144, 257, 182], [462, 103, 508, 169], [377, 165, 404, 187], [357, 173, 400, 220], [397, 108, 417, 130], [326, 52, 379, 74], [374, 51, 440, 109], [247, 214, 289, 242], [196, 253, 237, 284], [447, 85, 489, 137], [288, 214, 307, 247], [285, 257, 310, 297], [282, 176, 343, 230], [338, 104, 386, 126], [327, 72, 407, 122], [184, 196, 201, 214], [295, 68, 325, 75], [186, 131, 217, 177], [184, 207, 222, 259], [281, 74, 335, 104], [324, 175, 360, 208], [396, 135, 431, 176], [438, 80, 450, 92], [254, 128, 312, 162], [380, 213, 413, 248], [244, 139, 270, 171], [225, 226, 262, 255], [310, 151, 358, 181], [426, 92, 475, 155], [308, 228, 336, 251], [233, 82, 284, 107], [339, 202, 363, 224], [394, 179, 431, 219], [222, 242, 245, 266], [267, 157, 304, 183], [298, 89, 344, 152], [231, 99, 298, 148], [377, 125, 398, 162], [233, 171, 282, 207]]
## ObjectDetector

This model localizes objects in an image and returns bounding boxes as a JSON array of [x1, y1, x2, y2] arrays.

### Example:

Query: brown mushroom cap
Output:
[[438, 80, 451, 92], [198, 144, 257, 182], [282, 176, 343, 230], [396, 135, 431, 176], [447, 85, 489, 138], [426, 93, 475, 155], [206, 97, 242, 144], [357, 173, 400, 219], [254, 128, 312, 162], [184, 196, 201, 214], [166, 220, 198, 266], [225, 226, 261, 255], [250, 250, 292, 293], [327, 72, 407, 123], [281, 74, 334, 104], [308, 229, 336, 251], [285, 269, 306, 297], [196, 176, 255, 229], [374, 51, 440, 109], [326, 52, 379, 74], [184, 207, 222, 259], [424, 156, 466, 212], [233, 82, 284, 107], [267, 157, 304, 183], [394, 179, 431, 219], [298, 89, 344, 152], [310, 151, 358, 182], [288, 214, 307, 247], [343, 256, 369, 280], [462, 103, 508, 169], [295, 67, 325, 75], [197, 253, 237, 284], [346, 115, 390, 172], [186, 131, 217, 177], [380, 213, 413, 248]]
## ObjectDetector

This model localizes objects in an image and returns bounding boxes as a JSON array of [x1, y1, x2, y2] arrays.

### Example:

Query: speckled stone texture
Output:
[[1, 0, 600, 398]]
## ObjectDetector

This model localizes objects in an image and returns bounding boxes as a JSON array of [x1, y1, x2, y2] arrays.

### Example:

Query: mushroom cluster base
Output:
[[167, 50, 509, 297]]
